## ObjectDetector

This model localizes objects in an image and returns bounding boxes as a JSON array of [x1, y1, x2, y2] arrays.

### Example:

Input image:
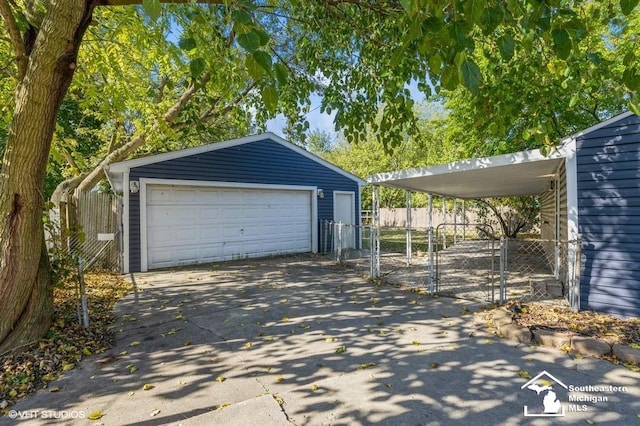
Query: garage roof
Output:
[[368, 148, 566, 199], [104, 132, 366, 192]]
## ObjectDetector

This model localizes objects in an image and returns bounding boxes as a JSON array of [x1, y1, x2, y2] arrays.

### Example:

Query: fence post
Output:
[[499, 236, 507, 304], [371, 186, 380, 278], [453, 198, 457, 245], [462, 200, 466, 241], [441, 197, 447, 250], [569, 235, 582, 311], [428, 226, 435, 294], [406, 190, 412, 266], [336, 221, 343, 262], [78, 259, 89, 328]]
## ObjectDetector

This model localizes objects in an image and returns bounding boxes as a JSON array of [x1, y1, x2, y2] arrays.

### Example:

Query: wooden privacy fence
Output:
[[49, 191, 122, 272]]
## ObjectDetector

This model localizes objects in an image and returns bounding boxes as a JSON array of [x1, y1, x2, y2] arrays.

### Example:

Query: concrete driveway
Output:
[[6, 254, 640, 425]]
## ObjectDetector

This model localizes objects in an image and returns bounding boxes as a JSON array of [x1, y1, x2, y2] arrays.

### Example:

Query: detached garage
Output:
[[104, 133, 364, 272]]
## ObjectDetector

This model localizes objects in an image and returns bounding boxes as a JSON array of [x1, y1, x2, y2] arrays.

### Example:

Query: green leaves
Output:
[[552, 29, 572, 60], [237, 32, 261, 53], [142, 0, 161, 22], [464, 0, 485, 24], [178, 36, 197, 52], [621, 0, 639, 15], [189, 58, 206, 79], [459, 57, 482, 95], [497, 35, 515, 61], [260, 86, 278, 114]]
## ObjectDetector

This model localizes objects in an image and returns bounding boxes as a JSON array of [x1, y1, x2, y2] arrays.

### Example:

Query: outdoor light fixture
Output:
[[130, 181, 140, 193], [317, 189, 324, 198]]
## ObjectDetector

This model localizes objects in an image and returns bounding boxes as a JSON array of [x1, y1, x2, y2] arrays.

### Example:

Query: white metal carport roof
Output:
[[368, 148, 566, 199]]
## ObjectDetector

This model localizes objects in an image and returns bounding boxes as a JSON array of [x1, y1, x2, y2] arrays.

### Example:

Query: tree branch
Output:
[[0, 0, 27, 80], [73, 73, 211, 195]]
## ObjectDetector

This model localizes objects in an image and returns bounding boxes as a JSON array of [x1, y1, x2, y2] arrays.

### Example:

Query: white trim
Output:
[[559, 110, 635, 146], [123, 172, 130, 274], [106, 132, 366, 186], [564, 139, 579, 242], [368, 147, 566, 185], [138, 178, 318, 272], [139, 179, 149, 272], [564, 138, 580, 311]]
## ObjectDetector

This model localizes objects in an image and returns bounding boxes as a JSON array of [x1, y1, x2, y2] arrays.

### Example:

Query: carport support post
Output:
[[371, 185, 380, 278], [406, 190, 412, 266], [441, 197, 447, 250], [462, 200, 466, 241], [453, 199, 458, 245], [427, 193, 435, 294]]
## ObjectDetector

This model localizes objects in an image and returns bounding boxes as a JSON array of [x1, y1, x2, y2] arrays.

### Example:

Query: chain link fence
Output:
[[435, 223, 498, 302], [501, 237, 580, 303], [319, 220, 372, 262]]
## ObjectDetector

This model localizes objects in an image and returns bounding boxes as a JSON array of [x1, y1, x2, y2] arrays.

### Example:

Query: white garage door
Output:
[[145, 184, 312, 269]]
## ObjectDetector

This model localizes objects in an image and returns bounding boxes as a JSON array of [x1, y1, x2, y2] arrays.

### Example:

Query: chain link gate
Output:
[[434, 223, 498, 302]]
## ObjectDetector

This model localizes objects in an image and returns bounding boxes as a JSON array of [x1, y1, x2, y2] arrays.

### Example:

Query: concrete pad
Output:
[[6, 255, 640, 426]]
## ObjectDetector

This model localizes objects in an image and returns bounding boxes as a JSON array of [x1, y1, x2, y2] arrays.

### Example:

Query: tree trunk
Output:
[[0, 1, 95, 353]]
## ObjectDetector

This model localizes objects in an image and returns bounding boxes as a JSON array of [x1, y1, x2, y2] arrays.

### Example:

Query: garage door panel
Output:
[[146, 184, 312, 269]]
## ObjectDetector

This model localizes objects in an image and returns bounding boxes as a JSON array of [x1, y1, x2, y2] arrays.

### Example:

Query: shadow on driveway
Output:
[[7, 254, 640, 425]]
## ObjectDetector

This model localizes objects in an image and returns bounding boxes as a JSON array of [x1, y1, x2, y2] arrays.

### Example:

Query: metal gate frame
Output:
[[434, 223, 499, 303]]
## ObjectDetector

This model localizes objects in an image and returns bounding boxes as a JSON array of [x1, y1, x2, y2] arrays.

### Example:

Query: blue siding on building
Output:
[[127, 138, 361, 272], [576, 113, 640, 318]]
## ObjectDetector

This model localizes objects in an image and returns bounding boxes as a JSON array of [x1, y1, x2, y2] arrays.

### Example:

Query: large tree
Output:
[[0, 0, 638, 353]]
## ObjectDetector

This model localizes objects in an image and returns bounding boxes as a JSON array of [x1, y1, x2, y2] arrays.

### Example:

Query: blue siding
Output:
[[576, 113, 640, 318], [127, 138, 361, 272]]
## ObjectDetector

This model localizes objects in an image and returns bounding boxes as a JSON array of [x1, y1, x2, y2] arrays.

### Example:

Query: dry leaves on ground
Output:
[[507, 301, 640, 347], [0, 273, 131, 413]]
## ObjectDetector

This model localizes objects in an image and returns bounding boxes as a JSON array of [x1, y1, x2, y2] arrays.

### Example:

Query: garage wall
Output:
[[576, 113, 640, 318], [127, 138, 361, 272]]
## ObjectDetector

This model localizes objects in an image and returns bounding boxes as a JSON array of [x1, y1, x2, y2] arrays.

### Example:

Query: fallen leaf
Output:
[[357, 362, 377, 370], [335, 345, 346, 354], [216, 376, 226, 383], [128, 391, 135, 396], [310, 384, 319, 391], [129, 341, 141, 347], [243, 342, 252, 349], [216, 403, 231, 411], [62, 363, 75, 372], [150, 409, 161, 417], [49, 387, 61, 393], [384, 383, 393, 388], [274, 395, 285, 405], [275, 375, 284, 383], [127, 364, 138, 374], [183, 341, 191, 346], [88, 411, 103, 420], [518, 370, 532, 379], [412, 340, 420, 346], [143, 383, 155, 391], [325, 337, 336, 343], [430, 363, 439, 369]]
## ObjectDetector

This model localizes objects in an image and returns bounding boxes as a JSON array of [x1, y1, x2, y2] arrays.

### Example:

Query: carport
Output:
[[367, 145, 579, 309]]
